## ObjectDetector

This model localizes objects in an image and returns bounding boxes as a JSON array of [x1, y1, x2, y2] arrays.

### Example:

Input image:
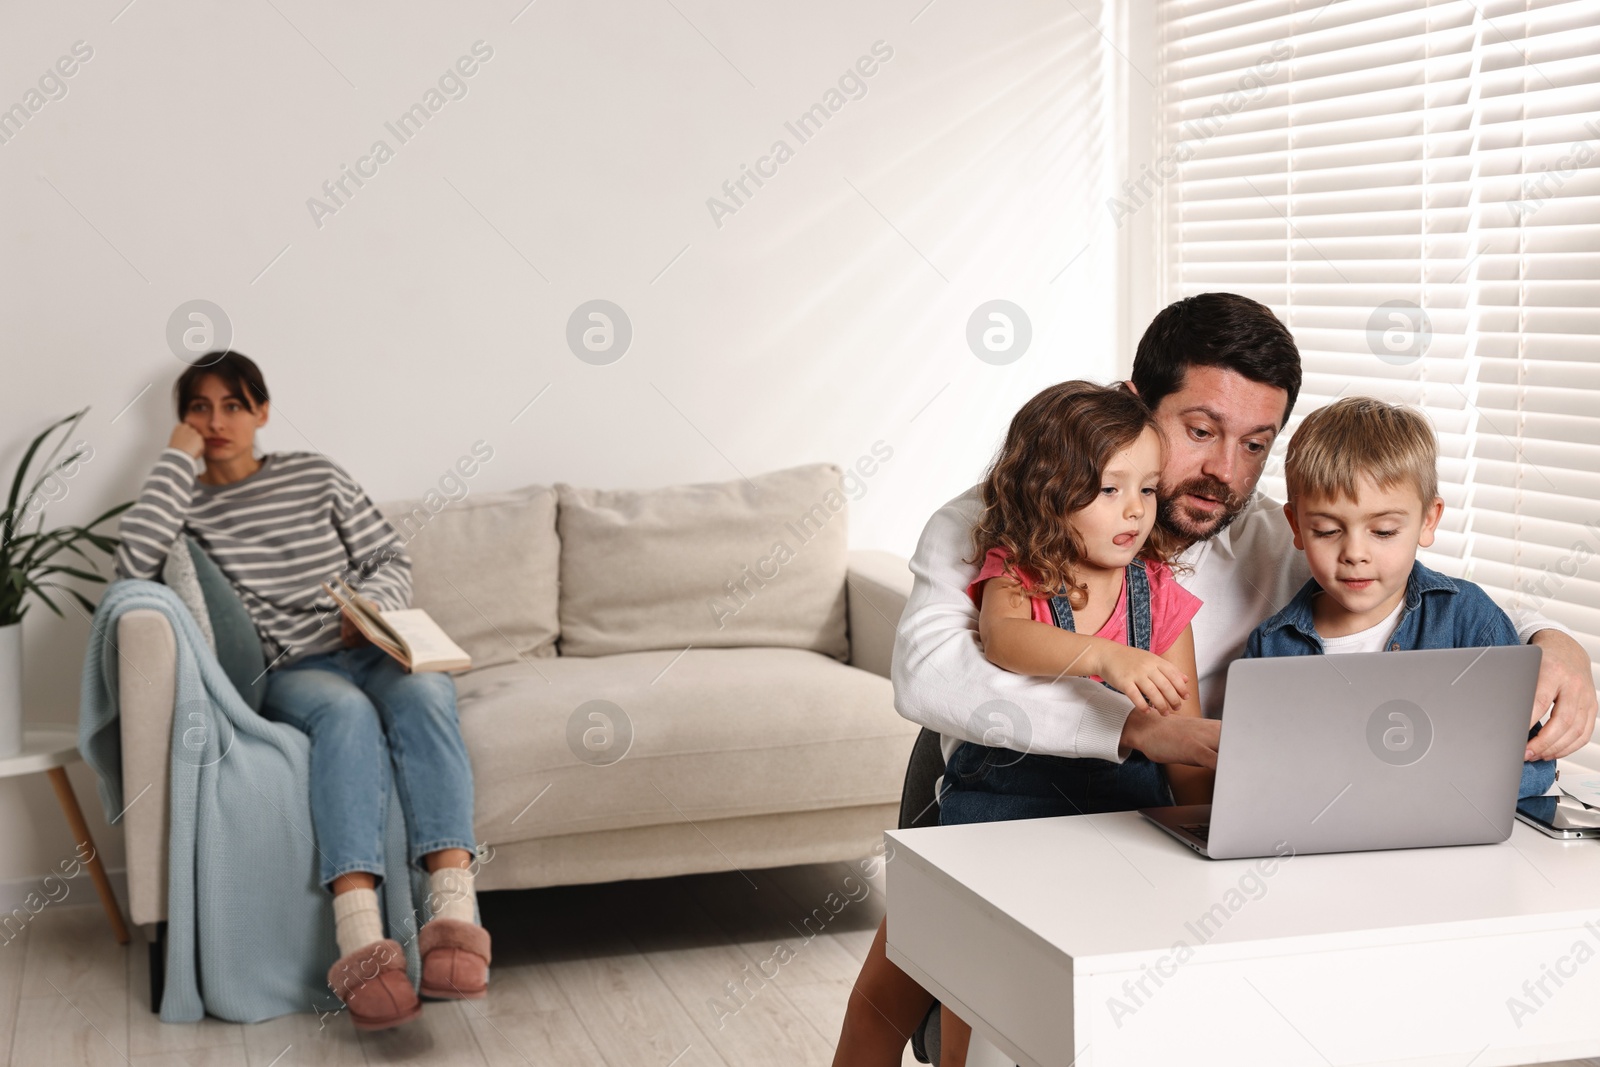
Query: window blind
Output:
[[1158, 0, 1600, 690]]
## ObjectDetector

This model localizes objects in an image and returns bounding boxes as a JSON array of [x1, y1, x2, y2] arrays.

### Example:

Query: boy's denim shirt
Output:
[[1246, 558, 1555, 797], [1246, 559, 1517, 657]]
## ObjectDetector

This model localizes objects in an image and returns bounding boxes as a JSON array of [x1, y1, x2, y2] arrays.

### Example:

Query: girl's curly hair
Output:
[[967, 380, 1186, 609]]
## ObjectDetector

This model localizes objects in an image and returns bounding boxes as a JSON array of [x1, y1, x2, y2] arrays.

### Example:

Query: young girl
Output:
[[935, 380, 1211, 1062], [948, 379, 1209, 804], [831, 381, 1211, 1067]]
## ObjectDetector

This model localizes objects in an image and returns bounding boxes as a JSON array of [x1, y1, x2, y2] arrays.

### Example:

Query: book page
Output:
[[379, 609, 472, 672], [338, 579, 407, 649], [324, 581, 408, 666]]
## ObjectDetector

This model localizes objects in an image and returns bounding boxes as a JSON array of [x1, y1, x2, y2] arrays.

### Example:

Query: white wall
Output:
[[0, 0, 1135, 886]]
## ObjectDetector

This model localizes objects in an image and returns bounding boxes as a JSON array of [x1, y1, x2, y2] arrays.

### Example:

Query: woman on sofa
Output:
[[113, 351, 488, 1031]]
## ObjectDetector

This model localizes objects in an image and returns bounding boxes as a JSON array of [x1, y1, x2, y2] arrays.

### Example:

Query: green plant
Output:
[[1, 410, 131, 625]]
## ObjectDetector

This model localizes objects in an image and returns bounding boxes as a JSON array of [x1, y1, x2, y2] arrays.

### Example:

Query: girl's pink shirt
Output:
[[967, 547, 1202, 656]]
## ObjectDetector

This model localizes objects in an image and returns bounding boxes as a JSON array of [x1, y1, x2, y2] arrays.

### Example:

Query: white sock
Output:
[[428, 866, 477, 924], [332, 888, 385, 957]]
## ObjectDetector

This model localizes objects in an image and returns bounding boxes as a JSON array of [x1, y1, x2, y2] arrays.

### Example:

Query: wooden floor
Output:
[[0, 858, 921, 1067], [4, 858, 1598, 1067]]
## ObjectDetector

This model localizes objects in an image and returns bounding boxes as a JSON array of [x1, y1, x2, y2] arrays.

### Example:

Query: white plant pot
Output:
[[0, 622, 20, 759]]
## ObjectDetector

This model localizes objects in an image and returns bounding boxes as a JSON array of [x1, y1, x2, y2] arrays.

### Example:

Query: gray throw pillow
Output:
[[162, 540, 217, 653], [175, 536, 268, 711]]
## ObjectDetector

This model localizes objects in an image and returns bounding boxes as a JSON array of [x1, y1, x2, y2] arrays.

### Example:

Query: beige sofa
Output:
[[114, 463, 918, 934]]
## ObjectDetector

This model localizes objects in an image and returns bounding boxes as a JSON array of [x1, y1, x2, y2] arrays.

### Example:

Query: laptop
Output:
[[1140, 645, 1542, 859]]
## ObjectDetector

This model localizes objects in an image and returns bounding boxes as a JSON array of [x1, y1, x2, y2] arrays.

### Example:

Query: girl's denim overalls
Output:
[[939, 562, 1177, 827]]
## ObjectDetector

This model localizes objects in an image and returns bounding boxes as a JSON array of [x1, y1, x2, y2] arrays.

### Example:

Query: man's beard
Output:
[[1157, 475, 1249, 546]]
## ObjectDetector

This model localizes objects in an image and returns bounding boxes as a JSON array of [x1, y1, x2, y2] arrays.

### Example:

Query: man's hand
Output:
[[1119, 707, 1220, 769], [340, 613, 369, 649], [1527, 629, 1598, 761]]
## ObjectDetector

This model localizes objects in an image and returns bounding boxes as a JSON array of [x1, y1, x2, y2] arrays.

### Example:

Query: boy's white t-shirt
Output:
[[1315, 595, 1405, 655]]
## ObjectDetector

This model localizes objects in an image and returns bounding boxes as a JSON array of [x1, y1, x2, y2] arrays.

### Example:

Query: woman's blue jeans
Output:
[[261, 645, 478, 891]]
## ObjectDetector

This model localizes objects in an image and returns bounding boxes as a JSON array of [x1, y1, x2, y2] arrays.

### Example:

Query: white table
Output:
[[0, 726, 129, 944], [885, 810, 1600, 1067]]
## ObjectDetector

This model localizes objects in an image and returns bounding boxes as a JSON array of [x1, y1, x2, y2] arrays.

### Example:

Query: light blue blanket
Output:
[[78, 580, 426, 1023]]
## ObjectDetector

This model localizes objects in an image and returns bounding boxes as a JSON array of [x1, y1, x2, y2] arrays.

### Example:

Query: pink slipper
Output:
[[326, 939, 421, 1031], [418, 918, 492, 999]]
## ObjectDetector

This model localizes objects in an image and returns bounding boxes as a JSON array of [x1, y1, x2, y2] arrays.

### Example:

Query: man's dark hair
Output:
[[175, 351, 270, 418], [1130, 293, 1301, 425]]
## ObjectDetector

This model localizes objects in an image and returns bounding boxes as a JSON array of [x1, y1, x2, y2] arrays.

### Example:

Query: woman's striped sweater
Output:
[[113, 448, 411, 666]]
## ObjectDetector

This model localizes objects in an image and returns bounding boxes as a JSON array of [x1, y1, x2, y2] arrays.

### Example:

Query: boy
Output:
[[1245, 396, 1556, 797]]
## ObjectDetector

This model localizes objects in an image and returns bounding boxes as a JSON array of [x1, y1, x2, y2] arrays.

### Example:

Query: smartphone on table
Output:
[[1515, 794, 1600, 840]]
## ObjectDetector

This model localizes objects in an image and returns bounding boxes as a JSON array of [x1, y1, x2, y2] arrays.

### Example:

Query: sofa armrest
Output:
[[117, 609, 176, 926], [845, 550, 911, 680]]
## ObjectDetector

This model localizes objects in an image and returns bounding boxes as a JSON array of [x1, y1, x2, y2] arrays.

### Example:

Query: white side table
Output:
[[1, 726, 129, 944], [886, 809, 1600, 1066]]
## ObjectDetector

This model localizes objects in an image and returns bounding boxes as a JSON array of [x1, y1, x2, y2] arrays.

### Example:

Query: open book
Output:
[[322, 579, 472, 673]]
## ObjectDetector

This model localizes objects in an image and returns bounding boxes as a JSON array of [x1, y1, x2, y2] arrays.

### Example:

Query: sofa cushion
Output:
[[379, 486, 559, 670], [455, 646, 917, 844], [555, 464, 850, 659], [161, 538, 215, 653], [168, 536, 268, 711]]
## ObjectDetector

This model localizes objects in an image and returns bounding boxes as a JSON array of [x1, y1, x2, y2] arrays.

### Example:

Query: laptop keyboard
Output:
[[1180, 823, 1210, 842]]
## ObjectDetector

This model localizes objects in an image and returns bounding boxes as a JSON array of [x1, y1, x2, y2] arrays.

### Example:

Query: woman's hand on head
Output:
[[1096, 644, 1190, 714], [169, 423, 206, 458]]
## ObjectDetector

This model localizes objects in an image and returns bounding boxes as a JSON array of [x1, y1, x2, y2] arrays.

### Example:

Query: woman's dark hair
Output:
[[968, 380, 1185, 609], [175, 352, 270, 418], [1130, 292, 1301, 425]]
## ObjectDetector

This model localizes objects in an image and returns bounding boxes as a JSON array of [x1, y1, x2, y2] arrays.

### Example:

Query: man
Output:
[[834, 292, 1598, 1066]]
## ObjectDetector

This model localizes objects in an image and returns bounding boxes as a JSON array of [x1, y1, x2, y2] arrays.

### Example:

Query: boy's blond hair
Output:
[[1284, 396, 1439, 508]]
